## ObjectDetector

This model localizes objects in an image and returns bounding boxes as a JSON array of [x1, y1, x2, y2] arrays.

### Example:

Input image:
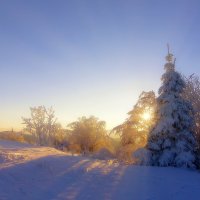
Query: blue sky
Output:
[[1, 0, 200, 130]]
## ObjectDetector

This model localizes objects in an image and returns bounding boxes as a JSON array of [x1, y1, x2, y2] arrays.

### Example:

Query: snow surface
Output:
[[0, 140, 200, 200]]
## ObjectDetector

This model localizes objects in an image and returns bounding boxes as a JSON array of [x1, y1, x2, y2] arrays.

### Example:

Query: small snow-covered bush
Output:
[[92, 148, 115, 160], [116, 144, 135, 164], [132, 148, 151, 165], [68, 144, 82, 154], [0, 131, 25, 143]]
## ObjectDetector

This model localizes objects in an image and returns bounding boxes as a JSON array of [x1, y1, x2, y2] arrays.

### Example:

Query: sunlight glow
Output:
[[141, 111, 151, 121]]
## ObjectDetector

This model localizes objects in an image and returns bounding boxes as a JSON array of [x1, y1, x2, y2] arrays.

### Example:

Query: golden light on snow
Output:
[[141, 111, 151, 121]]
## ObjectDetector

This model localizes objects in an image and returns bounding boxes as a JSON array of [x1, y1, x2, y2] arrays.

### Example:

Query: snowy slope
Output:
[[0, 140, 200, 200]]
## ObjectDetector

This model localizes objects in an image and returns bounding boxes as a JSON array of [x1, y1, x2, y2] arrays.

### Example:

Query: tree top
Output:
[[165, 44, 175, 64]]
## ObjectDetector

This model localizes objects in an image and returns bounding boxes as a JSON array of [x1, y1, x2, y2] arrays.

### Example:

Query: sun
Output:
[[142, 111, 151, 121]]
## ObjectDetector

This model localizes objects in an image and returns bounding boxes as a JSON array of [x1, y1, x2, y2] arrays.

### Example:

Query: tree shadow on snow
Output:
[[0, 154, 127, 200]]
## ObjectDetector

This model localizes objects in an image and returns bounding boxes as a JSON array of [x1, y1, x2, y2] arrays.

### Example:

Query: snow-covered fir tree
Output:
[[147, 48, 197, 168]]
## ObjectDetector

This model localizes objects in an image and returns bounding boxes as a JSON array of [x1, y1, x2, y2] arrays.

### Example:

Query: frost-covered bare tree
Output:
[[22, 106, 61, 145], [67, 116, 110, 154], [183, 74, 200, 150], [113, 91, 156, 163]]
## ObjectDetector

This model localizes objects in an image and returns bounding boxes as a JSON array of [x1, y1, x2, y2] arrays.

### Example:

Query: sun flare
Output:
[[142, 111, 151, 121]]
